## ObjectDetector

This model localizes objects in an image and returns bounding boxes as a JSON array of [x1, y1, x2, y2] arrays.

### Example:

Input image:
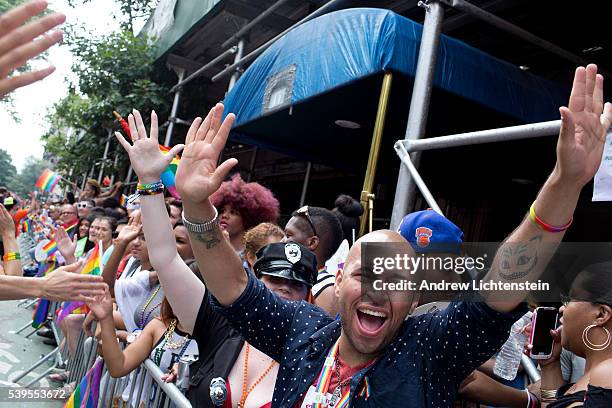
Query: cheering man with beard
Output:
[[175, 64, 611, 407]]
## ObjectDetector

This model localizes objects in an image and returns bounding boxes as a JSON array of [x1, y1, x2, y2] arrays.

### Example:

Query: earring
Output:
[[582, 324, 611, 351]]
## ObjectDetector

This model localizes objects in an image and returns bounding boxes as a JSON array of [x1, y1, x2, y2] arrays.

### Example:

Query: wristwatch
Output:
[[181, 207, 219, 233]]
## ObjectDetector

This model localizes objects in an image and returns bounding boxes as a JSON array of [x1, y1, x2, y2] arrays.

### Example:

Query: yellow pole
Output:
[[359, 72, 393, 236]]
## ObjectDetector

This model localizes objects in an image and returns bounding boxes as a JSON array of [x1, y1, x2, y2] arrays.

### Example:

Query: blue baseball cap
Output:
[[397, 209, 464, 254]]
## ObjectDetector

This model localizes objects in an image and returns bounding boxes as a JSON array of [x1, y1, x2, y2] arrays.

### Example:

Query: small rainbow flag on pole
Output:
[[64, 358, 103, 408], [42, 240, 58, 258], [159, 145, 180, 199], [35, 169, 61, 193], [119, 194, 128, 208], [21, 218, 31, 234], [56, 241, 102, 323]]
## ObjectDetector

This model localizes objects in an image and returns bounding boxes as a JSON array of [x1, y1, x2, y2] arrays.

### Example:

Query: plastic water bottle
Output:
[[494, 311, 533, 380]]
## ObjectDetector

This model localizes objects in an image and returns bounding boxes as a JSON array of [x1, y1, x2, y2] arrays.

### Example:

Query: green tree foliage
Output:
[[0, 149, 17, 188], [7, 157, 51, 198], [43, 2, 169, 181]]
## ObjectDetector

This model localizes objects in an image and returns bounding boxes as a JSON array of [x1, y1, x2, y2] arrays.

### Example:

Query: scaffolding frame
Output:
[[388, 0, 595, 229], [115, 0, 595, 215]]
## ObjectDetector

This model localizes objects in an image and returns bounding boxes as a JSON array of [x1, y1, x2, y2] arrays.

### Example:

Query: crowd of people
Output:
[[1, 1, 612, 407]]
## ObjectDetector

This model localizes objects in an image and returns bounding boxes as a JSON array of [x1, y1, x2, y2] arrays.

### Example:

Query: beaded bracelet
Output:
[[529, 201, 573, 233], [136, 181, 165, 197], [2, 252, 21, 262]]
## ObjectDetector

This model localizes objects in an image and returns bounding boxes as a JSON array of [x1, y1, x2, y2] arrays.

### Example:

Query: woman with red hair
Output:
[[210, 174, 279, 260]]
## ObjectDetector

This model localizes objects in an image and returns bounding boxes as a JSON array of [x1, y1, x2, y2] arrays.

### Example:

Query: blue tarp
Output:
[[224, 8, 567, 128]]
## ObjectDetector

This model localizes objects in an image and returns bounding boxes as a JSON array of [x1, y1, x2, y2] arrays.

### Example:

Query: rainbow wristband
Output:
[[137, 181, 164, 191], [2, 252, 21, 262], [529, 201, 572, 233], [136, 181, 165, 196]]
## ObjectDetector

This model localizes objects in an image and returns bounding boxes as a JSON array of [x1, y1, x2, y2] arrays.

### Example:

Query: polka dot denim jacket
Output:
[[211, 273, 526, 407]]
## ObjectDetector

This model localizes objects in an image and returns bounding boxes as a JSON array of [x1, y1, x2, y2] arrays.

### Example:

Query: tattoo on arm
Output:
[[498, 235, 543, 281], [192, 230, 221, 249]]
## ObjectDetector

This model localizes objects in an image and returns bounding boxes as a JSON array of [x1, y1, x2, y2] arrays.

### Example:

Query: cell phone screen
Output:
[[531, 308, 558, 356]]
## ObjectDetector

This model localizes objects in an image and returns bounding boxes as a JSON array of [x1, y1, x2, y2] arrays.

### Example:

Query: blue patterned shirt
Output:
[[211, 273, 525, 407]]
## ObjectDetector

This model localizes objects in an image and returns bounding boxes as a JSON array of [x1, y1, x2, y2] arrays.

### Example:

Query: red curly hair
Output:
[[210, 174, 280, 230]]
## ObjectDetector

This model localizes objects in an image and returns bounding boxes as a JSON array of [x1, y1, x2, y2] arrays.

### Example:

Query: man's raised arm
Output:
[[485, 64, 612, 313], [175, 103, 246, 306]]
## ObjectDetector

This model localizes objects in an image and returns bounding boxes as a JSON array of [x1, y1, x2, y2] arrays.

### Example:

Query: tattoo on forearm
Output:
[[193, 230, 221, 249], [498, 235, 542, 281]]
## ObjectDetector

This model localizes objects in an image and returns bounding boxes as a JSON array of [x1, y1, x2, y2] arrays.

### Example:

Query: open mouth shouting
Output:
[[355, 305, 389, 337]]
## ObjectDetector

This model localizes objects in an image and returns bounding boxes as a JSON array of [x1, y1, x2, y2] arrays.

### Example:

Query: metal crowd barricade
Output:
[[97, 357, 193, 408], [11, 300, 70, 387]]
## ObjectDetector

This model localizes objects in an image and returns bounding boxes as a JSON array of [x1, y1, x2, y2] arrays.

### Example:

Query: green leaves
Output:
[[43, 10, 170, 181]]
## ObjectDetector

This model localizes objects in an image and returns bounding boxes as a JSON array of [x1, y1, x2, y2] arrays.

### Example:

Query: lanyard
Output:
[[313, 340, 350, 408]]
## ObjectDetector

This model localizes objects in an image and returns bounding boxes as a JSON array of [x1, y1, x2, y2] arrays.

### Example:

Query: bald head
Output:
[[345, 229, 413, 267]]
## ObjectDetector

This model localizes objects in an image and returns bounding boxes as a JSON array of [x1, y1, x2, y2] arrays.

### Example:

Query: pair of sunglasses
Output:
[[295, 206, 318, 236]]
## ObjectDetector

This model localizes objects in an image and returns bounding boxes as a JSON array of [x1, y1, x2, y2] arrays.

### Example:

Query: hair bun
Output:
[[334, 194, 363, 217]]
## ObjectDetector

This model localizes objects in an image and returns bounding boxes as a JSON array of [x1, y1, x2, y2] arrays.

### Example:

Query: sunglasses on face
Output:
[[295, 205, 318, 237], [77, 202, 92, 209]]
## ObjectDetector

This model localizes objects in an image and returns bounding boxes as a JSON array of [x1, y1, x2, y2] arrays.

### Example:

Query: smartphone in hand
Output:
[[529, 306, 559, 359]]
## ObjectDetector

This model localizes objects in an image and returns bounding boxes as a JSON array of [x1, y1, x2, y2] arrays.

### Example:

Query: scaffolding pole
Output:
[[299, 162, 312, 207], [228, 39, 245, 91], [445, 0, 591, 69], [221, 0, 293, 49], [170, 48, 237, 93], [401, 120, 561, 152], [390, 0, 444, 230], [164, 69, 185, 147], [97, 129, 112, 184], [359, 72, 393, 236], [212, 0, 350, 83]]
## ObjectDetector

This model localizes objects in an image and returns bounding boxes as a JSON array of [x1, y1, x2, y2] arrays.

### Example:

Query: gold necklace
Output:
[[164, 318, 189, 349]]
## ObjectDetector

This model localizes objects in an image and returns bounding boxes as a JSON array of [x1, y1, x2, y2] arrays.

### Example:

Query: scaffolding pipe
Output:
[[247, 147, 258, 182], [97, 129, 112, 184], [402, 120, 561, 152], [390, 0, 445, 230], [221, 0, 293, 49], [212, 0, 349, 83], [299, 162, 312, 207], [394, 141, 444, 215], [228, 39, 245, 91], [446, 0, 591, 69], [164, 69, 185, 147], [359, 72, 393, 236], [170, 47, 237, 92]]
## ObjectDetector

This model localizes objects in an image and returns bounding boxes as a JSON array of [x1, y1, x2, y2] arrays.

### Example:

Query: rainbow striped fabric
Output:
[[42, 240, 58, 257], [35, 169, 61, 193], [64, 358, 103, 408], [57, 242, 102, 323], [31, 299, 50, 329], [160, 145, 180, 199], [119, 194, 127, 208]]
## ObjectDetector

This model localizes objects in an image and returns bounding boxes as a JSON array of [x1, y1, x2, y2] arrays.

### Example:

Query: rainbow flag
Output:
[[64, 358, 103, 408], [57, 242, 102, 323], [32, 298, 50, 329], [159, 145, 180, 199], [42, 240, 58, 258], [21, 218, 31, 234], [119, 194, 127, 208], [35, 169, 61, 193], [65, 222, 78, 239]]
